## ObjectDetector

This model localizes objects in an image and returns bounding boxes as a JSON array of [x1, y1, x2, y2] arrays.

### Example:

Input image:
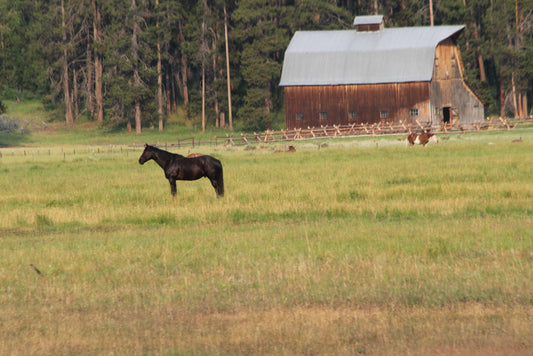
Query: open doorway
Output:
[[443, 107, 451, 125]]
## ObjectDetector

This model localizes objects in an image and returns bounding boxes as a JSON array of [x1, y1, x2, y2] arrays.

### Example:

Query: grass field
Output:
[[1, 128, 532, 355]]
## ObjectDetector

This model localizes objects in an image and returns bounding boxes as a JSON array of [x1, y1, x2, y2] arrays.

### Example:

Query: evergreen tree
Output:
[[0, 0, 531, 128], [102, 0, 156, 132], [0, 0, 50, 98], [232, 0, 291, 131]]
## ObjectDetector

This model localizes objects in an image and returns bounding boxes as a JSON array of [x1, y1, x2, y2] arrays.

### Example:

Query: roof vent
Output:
[[354, 15, 384, 32]]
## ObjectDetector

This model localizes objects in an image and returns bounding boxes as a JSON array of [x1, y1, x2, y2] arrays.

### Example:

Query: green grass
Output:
[[0, 99, 240, 147], [1, 127, 533, 354]]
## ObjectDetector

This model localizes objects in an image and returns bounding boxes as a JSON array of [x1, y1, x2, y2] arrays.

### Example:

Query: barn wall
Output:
[[433, 39, 463, 81], [430, 39, 484, 126], [284, 82, 431, 130], [430, 80, 484, 126]]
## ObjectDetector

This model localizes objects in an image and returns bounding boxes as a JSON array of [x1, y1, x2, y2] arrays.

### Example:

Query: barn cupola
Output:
[[353, 15, 384, 32]]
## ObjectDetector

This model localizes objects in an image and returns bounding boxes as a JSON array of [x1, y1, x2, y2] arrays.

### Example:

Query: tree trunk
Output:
[[517, 90, 522, 117], [499, 59, 505, 118], [511, 72, 518, 118], [429, 0, 434, 26], [178, 21, 189, 118], [132, 0, 141, 134], [156, 0, 164, 132], [165, 71, 172, 116], [201, 12, 206, 133], [213, 53, 219, 128], [478, 55, 486, 82], [93, 0, 103, 123], [522, 90, 529, 117], [224, 5, 233, 130], [157, 45, 163, 131], [470, 17, 486, 82], [73, 67, 79, 119], [61, 0, 73, 124], [135, 99, 141, 133], [86, 41, 94, 117], [202, 65, 206, 132], [212, 16, 220, 128]]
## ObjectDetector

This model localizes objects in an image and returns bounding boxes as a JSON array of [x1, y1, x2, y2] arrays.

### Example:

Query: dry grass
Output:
[[1, 131, 533, 354], [2, 303, 532, 355]]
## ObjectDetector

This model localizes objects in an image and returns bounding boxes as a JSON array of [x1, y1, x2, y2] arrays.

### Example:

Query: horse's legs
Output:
[[208, 172, 224, 198], [169, 178, 177, 197], [208, 178, 219, 197]]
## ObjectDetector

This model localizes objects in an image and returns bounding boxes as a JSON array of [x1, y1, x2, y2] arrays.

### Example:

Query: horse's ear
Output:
[[145, 143, 148, 148]]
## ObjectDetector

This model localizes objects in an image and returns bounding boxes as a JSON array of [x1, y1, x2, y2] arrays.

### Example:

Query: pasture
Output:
[[1, 130, 532, 355]]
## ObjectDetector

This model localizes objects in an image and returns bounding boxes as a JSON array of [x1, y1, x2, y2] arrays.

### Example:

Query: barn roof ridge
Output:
[[279, 24, 465, 86]]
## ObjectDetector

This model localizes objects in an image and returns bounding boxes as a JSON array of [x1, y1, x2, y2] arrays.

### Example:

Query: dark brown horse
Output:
[[138, 144, 224, 198]]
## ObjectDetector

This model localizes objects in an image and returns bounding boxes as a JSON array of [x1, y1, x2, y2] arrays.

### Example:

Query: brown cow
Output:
[[407, 132, 438, 146]]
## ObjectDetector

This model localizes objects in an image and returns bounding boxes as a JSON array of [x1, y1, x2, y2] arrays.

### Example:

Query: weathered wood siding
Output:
[[430, 39, 484, 126], [285, 82, 430, 130]]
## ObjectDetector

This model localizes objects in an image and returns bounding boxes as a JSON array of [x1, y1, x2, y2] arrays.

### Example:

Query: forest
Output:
[[0, 0, 532, 133]]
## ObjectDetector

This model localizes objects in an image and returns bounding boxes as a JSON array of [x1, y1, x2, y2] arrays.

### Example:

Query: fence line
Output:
[[1, 117, 531, 158], [219, 117, 532, 146]]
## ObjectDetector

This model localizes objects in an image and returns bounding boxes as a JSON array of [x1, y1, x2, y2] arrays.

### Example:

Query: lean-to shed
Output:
[[279, 15, 484, 130]]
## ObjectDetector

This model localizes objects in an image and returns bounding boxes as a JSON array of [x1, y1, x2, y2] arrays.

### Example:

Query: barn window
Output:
[[319, 112, 328, 120], [296, 112, 304, 120], [379, 110, 388, 119], [348, 111, 356, 120], [410, 108, 419, 116]]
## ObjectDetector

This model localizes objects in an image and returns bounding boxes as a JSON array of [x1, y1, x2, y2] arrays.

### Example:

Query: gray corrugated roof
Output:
[[279, 25, 465, 86]]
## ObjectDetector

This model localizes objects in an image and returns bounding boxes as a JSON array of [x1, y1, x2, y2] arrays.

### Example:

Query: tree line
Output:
[[0, 0, 531, 133]]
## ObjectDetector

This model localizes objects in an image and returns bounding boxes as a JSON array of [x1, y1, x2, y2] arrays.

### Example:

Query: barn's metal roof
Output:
[[279, 25, 465, 86], [353, 15, 383, 26]]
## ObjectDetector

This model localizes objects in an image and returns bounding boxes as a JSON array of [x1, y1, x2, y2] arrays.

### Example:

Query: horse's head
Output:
[[138, 144, 155, 165]]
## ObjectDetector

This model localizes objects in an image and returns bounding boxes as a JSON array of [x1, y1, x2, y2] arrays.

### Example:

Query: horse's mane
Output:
[[146, 144, 184, 158]]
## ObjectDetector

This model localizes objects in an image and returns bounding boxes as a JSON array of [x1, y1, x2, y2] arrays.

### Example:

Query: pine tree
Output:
[[232, 0, 289, 131], [0, 0, 530, 127], [102, 0, 156, 132]]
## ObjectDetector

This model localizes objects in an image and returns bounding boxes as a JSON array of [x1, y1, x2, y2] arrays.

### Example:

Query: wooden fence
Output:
[[1, 117, 530, 158], [219, 117, 532, 147], [125, 117, 533, 149]]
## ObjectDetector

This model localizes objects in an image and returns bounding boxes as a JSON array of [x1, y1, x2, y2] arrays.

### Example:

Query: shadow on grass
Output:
[[0, 132, 31, 147]]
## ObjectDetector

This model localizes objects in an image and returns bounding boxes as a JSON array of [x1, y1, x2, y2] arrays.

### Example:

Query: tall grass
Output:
[[1, 131, 532, 354]]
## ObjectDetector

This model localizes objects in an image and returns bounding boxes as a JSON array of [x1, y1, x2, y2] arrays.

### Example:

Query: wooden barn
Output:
[[279, 15, 484, 130]]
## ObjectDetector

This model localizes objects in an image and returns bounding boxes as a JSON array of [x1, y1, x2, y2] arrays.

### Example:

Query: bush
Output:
[[0, 115, 19, 132]]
